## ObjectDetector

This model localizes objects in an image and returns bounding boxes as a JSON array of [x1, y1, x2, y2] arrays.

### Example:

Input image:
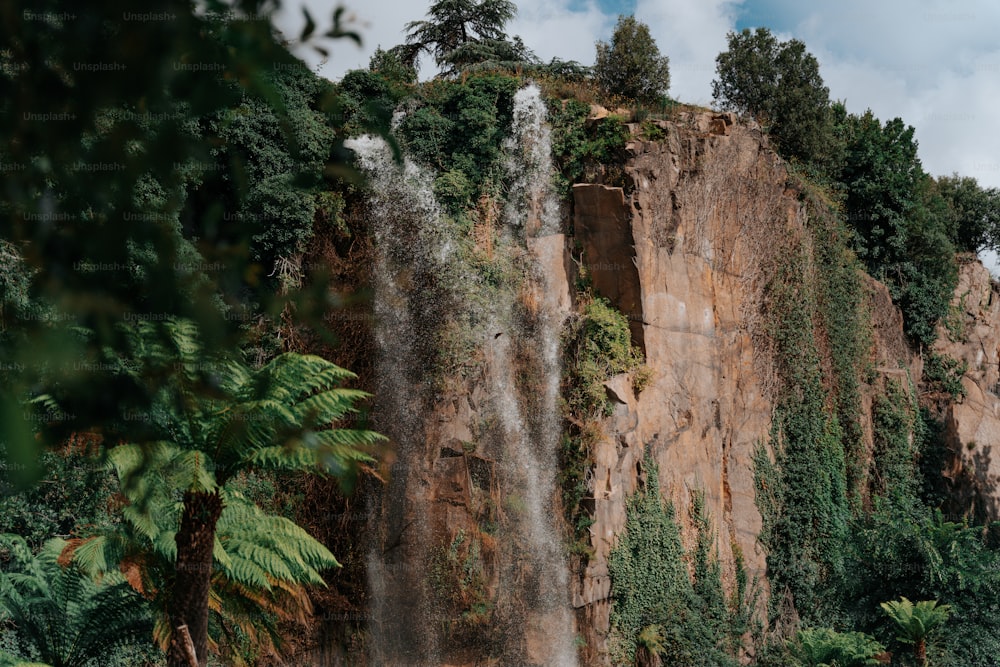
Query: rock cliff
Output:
[[934, 258, 1000, 521], [309, 107, 979, 666], [566, 110, 926, 662]]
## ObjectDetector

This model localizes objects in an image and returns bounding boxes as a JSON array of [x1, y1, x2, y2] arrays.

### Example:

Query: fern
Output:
[[37, 319, 381, 663], [65, 440, 341, 661], [0, 534, 154, 667]]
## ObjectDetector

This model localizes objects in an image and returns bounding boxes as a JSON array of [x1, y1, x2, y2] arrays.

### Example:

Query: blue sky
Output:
[[278, 0, 1000, 269]]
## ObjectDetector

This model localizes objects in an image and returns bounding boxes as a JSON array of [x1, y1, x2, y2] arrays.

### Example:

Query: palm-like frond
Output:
[[64, 442, 340, 659], [0, 535, 153, 667], [788, 627, 885, 666], [880, 597, 951, 644]]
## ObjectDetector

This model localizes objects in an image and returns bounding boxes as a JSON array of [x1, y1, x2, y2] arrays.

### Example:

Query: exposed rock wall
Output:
[[313, 109, 938, 667], [570, 113, 789, 662], [567, 111, 925, 663], [933, 258, 1000, 521]]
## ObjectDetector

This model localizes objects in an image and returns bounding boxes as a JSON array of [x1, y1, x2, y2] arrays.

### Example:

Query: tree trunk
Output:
[[915, 638, 927, 667], [167, 490, 223, 667]]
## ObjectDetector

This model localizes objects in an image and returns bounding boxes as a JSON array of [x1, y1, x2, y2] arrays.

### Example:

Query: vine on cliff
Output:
[[559, 294, 647, 554], [608, 460, 750, 666], [753, 203, 851, 628]]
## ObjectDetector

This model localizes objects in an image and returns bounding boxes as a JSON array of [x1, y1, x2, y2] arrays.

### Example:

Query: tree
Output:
[[594, 15, 670, 106], [0, 534, 155, 667], [0, 0, 369, 491], [881, 597, 951, 666], [835, 110, 957, 345], [35, 319, 383, 666], [401, 0, 519, 74], [712, 28, 832, 164], [64, 443, 341, 664], [934, 174, 1000, 253]]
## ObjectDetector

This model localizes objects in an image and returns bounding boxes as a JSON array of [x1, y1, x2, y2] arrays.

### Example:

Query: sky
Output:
[[276, 0, 1000, 266]]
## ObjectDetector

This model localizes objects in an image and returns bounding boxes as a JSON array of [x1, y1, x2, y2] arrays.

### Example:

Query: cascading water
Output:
[[347, 135, 456, 664], [491, 84, 577, 666], [349, 83, 576, 666]]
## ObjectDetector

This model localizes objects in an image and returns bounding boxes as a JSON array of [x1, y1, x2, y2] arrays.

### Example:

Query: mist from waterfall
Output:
[[347, 135, 452, 665], [348, 83, 576, 666]]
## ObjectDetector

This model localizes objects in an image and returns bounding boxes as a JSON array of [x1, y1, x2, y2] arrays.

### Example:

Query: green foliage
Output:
[[835, 110, 957, 346], [545, 99, 630, 195], [881, 597, 951, 645], [0, 534, 154, 667], [786, 627, 884, 667], [557, 425, 598, 556], [0, 448, 117, 550], [429, 529, 493, 640], [198, 63, 339, 266], [108, 319, 382, 486], [870, 377, 920, 504], [564, 296, 644, 417], [0, 0, 366, 485], [337, 70, 408, 141], [608, 461, 746, 666], [802, 185, 870, 507], [923, 352, 967, 400], [34, 319, 381, 661], [712, 28, 833, 165], [934, 174, 1000, 253], [594, 15, 670, 105], [396, 73, 520, 214], [66, 441, 341, 662], [369, 46, 418, 86], [401, 0, 523, 75], [754, 237, 850, 624]]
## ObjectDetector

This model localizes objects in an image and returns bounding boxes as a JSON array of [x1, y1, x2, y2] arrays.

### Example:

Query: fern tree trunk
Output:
[[167, 490, 223, 667]]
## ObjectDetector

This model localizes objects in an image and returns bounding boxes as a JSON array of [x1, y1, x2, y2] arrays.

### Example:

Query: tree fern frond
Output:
[[220, 551, 273, 591], [242, 446, 320, 471], [293, 388, 371, 424], [0, 537, 153, 667]]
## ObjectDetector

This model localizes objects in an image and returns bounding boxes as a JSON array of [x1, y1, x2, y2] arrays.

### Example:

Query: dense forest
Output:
[[2, 1, 1000, 666]]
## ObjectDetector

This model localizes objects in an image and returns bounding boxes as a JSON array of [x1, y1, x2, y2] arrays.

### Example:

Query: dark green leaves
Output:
[[594, 15, 670, 106], [712, 28, 833, 165]]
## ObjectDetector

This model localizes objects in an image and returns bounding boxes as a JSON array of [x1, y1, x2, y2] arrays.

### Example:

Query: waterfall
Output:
[[349, 83, 576, 666], [494, 84, 577, 666], [347, 135, 454, 665], [504, 85, 562, 237]]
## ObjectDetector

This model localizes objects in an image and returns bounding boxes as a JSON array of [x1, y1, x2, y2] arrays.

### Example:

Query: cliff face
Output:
[[570, 113, 784, 656], [934, 259, 1000, 521], [565, 111, 929, 662], [315, 106, 958, 666]]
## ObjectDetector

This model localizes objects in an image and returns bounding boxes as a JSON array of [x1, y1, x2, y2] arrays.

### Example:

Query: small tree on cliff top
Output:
[[595, 15, 671, 106], [712, 27, 832, 165]]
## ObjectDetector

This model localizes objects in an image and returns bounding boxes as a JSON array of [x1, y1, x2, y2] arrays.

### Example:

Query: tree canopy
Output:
[[934, 174, 1000, 253], [400, 0, 527, 75], [594, 15, 670, 106], [712, 27, 832, 164]]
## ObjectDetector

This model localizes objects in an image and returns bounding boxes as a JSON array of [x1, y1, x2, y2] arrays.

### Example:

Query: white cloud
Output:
[[276, 0, 1000, 205], [274, 1, 427, 78], [635, 0, 740, 105], [753, 0, 1000, 191], [508, 0, 609, 68]]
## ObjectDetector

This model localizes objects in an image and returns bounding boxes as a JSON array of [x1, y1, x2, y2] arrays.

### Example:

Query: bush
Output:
[[564, 296, 644, 417], [608, 460, 744, 666], [787, 627, 884, 667]]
